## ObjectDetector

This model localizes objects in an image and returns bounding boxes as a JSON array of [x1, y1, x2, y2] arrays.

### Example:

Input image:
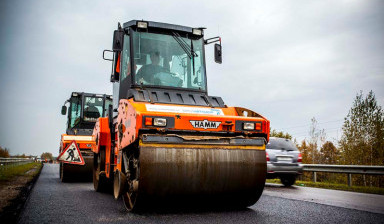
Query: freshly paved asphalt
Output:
[[263, 183, 384, 214], [18, 164, 384, 224]]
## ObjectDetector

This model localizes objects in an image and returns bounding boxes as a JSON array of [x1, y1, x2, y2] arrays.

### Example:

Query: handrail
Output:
[[301, 164, 384, 186], [302, 164, 384, 175], [0, 157, 33, 160], [0, 157, 35, 169]]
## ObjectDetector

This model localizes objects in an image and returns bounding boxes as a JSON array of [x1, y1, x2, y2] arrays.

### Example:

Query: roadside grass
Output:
[[266, 179, 384, 195], [0, 162, 42, 181], [0, 162, 43, 223]]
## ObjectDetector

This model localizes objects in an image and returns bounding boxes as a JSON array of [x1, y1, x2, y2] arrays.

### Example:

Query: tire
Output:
[[93, 149, 112, 192], [122, 150, 140, 212], [280, 175, 296, 187]]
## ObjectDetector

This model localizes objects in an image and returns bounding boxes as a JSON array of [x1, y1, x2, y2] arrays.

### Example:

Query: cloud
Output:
[[0, 0, 383, 155]]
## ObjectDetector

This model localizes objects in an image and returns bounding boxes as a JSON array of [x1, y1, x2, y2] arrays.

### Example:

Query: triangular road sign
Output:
[[57, 140, 85, 165]]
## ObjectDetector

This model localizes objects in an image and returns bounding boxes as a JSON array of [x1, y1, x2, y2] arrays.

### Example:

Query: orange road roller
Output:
[[58, 92, 112, 182], [92, 20, 270, 211]]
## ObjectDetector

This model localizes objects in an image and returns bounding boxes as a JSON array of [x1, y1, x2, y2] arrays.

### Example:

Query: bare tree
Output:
[[308, 117, 326, 164]]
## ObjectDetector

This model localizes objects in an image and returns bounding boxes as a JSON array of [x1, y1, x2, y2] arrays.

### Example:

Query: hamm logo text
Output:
[[190, 120, 221, 129]]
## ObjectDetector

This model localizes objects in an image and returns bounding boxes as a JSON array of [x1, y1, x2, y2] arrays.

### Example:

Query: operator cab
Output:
[[105, 20, 223, 114], [61, 92, 113, 135]]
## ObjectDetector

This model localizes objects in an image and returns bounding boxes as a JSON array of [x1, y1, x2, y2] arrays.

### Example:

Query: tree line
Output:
[[271, 90, 384, 187], [0, 146, 10, 157], [0, 146, 53, 161]]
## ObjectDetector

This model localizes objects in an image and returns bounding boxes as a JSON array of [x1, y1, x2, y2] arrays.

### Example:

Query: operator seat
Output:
[[84, 106, 100, 120]]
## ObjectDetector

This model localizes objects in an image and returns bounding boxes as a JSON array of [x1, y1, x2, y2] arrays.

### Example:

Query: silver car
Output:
[[266, 137, 303, 186]]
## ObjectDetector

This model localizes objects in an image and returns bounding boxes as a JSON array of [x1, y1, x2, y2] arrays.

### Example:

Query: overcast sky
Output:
[[1, 0, 383, 156]]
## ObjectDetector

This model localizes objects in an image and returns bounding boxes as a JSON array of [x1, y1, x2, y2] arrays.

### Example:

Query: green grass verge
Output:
[[266, 179, 384, 195], [0, 162, 42, 181]]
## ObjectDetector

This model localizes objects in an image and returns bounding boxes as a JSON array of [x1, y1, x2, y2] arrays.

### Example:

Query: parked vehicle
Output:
[[266, 137, 303, 186]]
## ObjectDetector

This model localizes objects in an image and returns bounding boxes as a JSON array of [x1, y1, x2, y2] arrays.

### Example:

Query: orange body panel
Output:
[[60, 134, 94, 153], [116, 100, 139, 150], [92, 118, 111, 153], [92, 117, 112, 177], [127, 99, 270, 140]]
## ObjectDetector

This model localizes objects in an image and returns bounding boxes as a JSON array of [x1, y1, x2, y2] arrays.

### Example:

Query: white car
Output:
[[266, 137, 303, 186]]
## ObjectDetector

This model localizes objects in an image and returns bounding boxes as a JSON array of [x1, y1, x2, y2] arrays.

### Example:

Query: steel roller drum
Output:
[[61, 157, 93, 181], [134, 135, 267, 209]]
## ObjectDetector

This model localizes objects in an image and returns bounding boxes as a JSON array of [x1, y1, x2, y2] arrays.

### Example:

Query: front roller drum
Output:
[[122, 139, 266, 210]]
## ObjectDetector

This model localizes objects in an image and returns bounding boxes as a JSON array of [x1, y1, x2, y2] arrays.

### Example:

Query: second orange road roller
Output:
[[92, 20, 270, 211], [58, 92, 112, 182]]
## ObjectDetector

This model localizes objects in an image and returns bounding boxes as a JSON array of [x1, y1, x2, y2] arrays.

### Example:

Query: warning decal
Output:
[[57, 141, 85, 165]]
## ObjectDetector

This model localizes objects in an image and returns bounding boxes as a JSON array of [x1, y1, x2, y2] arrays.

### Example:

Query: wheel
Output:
[[93, 149, 111, 192], [123, 188, 138, 211], [122, 151, 140, 212], [280, 175, 296, 187]]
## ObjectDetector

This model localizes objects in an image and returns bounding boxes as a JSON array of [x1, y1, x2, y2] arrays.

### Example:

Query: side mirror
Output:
[[103, 50, 114, 61], [113, 30, 124, 51], [61, 106, 67, 115], [214, 43, 222, 64]]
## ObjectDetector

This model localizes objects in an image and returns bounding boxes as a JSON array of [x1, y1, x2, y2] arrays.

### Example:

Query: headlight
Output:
[[243, 122, 255, 130], [137, 21, 148, 29], [153, 118, 167, 127], [192, 28, 203, 36]]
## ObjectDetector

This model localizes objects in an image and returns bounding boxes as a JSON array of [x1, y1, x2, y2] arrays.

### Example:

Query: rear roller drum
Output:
[[93, 149, 111, 192], [60, 162, 72, 182], [59, 163, 62, 179]]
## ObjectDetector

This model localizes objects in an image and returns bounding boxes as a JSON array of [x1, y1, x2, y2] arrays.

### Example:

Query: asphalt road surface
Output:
[[19, 164, 384, 224]]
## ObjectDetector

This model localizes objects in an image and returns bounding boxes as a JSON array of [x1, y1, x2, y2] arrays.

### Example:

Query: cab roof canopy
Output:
[[123, 20, 204, 36], [70, 92, 112, 99]]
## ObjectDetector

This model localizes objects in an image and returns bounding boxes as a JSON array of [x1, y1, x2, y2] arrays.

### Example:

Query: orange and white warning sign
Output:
[[57, 141, 85, 165]]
